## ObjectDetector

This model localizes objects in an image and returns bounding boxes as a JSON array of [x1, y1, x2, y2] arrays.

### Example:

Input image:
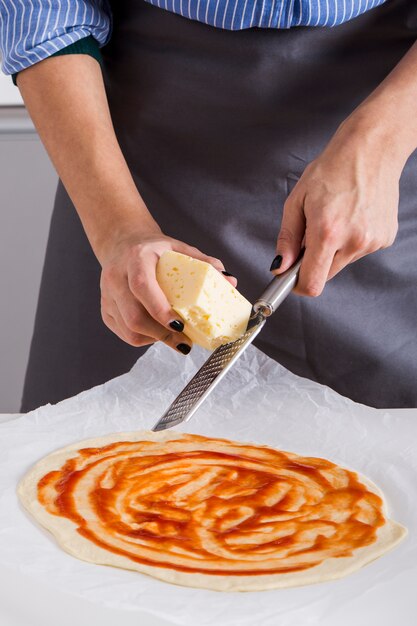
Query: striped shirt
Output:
[[0, 0, 388, 76]]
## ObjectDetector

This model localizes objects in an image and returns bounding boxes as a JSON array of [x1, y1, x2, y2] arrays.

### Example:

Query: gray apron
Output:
[[21, 0, 417, 411]]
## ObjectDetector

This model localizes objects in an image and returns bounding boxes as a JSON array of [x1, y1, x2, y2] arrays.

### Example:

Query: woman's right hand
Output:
[[100, 230, 236, 354]]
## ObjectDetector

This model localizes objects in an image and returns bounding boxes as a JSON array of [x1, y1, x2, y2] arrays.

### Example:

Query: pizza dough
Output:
[[17, 431, 407, 591]]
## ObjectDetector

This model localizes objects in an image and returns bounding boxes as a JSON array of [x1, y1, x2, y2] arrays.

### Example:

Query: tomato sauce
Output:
[[37, 435, 385, 575]]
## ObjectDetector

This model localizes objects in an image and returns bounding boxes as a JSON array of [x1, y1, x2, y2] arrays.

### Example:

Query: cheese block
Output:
[[156, 251, 252, 350]]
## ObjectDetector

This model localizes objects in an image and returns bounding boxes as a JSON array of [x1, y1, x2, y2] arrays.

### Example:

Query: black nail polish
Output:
[[169, 319, 184, 332], [177, 343, 191, 355], [270, 255, 283, 271], [222, 270, 235, 277]]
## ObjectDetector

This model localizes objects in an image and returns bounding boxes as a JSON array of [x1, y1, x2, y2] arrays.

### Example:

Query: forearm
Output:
[[339, 41, 417, 167], [274, 41, 417, 294], [17, 55, 160, 264]]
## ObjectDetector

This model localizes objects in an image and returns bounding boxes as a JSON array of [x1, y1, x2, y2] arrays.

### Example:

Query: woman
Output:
[[1, 0, 416, 410]]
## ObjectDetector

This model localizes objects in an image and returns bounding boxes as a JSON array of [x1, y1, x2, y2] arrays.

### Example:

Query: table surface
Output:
[[2, 408, 415, 626], [0, 413, 173, 626]]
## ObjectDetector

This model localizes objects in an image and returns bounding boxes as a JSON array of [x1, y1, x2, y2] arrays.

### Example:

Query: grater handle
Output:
[[253, 252, 304, 317]]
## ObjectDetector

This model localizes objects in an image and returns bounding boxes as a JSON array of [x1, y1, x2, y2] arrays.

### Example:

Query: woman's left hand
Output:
[[271, 116, 404, 296]]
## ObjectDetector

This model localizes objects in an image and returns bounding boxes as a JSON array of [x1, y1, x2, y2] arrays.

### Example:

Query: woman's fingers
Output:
[[294, 239, 338, 297], [127, 261, 192, 344], [327, 249, 358, 281], [101, 307, 156, 348], [100, 233, 234, 351], [273, 187, 337, 296], [103, 250, 189, 342], [127, 243, 235, 337], [293, 228, 389, 293], [326, 228, 393, 282], [273, 184, 379, 295], [107, 279, 193, 354], [272, 189, 306, 275]]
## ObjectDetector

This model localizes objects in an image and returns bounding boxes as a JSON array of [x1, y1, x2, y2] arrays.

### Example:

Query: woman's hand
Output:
[[271, 117, 403, 296], [100, 229, 237, 353], [16, 56, 236, 354]]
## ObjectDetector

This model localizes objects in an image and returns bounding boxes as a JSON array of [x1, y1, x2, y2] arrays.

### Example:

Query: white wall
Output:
[[0, 107, 57, 412], [0, 72, 23, 105]]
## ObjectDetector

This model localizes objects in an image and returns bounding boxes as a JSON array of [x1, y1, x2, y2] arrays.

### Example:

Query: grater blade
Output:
[[151, 255, 303, 432], [151, 313, 266, 431]]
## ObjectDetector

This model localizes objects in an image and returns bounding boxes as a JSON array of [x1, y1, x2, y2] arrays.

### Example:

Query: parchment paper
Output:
[[0, 343, 415, 626]]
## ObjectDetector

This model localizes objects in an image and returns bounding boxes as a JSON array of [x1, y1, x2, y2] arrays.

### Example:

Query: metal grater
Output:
[[152, 255, 303, 431]]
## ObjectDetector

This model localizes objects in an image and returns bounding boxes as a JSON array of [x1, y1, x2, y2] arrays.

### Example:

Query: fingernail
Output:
[[177, 343, 191, 355], [169, 319, 184, 332], [270, 255, 283, 271], [222, 270, 235, 277]]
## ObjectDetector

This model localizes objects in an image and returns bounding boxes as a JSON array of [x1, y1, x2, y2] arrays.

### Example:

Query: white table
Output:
[[0, 413, 173, 626], [1, 408, 415, 626]]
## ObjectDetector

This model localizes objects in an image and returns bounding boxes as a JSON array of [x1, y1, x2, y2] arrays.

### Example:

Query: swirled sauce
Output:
[[37, 434, 385, 575]]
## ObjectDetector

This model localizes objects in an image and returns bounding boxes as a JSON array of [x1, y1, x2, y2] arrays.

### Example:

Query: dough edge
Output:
[[17, 430, 408, 592]]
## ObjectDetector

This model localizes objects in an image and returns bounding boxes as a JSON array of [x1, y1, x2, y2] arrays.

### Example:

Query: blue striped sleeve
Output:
[[0, 1, 112, 76], [143, 0, 388, 30]]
